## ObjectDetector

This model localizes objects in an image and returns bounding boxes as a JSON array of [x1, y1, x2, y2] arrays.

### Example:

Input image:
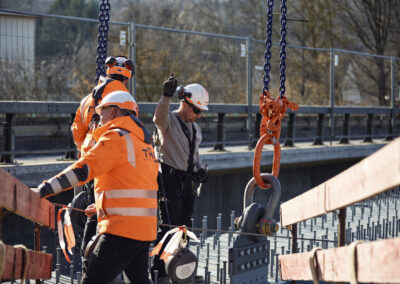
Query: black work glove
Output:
[[32, 181, 53, 198], [197, 168, 208, 184], [163, 73, 178, 97]]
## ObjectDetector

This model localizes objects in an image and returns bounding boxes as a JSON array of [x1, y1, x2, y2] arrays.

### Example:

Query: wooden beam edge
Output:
[[0, 169, 55, 229], [2, 245, 52, 281], [280, 138, 400, 226], [279, 237, 400, 283]]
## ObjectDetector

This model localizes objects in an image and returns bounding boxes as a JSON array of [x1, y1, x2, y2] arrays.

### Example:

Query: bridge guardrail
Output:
[[279, 138, 400, 283], [1, 101, 399, 163]]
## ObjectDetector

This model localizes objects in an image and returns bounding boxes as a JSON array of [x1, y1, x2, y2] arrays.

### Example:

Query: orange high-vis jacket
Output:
[[71, 77, 128, 152], [40, 115, 159, 241]]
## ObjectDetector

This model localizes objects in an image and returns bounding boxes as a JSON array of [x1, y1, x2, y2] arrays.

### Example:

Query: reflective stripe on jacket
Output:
[[46, 115, 159, 241], [71, 77, 128, 152]]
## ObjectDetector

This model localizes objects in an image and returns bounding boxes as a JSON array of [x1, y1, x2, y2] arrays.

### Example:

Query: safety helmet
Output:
[[105, 56, 135, 80], [95, 90, 139, 117], [176, 83, 209, 111]]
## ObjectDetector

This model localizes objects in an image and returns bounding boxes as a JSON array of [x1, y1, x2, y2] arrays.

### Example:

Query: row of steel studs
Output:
[[45, 187, 398, 283]]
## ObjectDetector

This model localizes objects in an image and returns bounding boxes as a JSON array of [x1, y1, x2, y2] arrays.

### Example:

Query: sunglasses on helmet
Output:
[[105, 56, 135, 72], [176, 85, 192, 100]]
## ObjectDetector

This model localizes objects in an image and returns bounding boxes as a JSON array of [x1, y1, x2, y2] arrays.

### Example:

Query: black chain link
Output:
[[95, 0, 111, 84], [263, 0, 274, 92], [279, 0, 287, 98]]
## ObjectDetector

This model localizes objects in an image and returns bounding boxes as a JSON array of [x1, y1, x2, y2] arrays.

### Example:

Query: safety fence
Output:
[[279, 137, 400, 282], [1, 7, 400, 145], [0, 168, 54, 282], [1, 101, 399, 163], [1, 8, 400, 105]]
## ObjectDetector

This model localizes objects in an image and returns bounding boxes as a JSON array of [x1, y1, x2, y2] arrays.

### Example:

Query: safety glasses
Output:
[[176, 85, 192, 100], [105, 56, 135, 71], [190, 104, 203, 114], [123, 59, 134, 71]]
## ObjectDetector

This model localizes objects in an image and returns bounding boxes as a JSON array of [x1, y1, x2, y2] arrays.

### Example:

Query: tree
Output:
[[341, 0, 395, 106], [36, 0, 97, 57]]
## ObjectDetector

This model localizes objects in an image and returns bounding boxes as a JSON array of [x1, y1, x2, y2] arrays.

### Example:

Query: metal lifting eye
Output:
[[105, 56, 116, 67]]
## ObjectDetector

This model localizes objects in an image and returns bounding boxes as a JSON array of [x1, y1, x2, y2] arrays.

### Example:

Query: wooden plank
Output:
[[280, 183, 326, 228], [0, 169, 55, 229], [279, 238, 400, 283], [1, 245, 52, 281], [325, 137, 400, 210], [281, 138, 400, 227]]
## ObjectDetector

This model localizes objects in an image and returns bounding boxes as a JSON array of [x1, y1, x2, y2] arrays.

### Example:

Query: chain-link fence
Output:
[[1, 8, 400, 108]]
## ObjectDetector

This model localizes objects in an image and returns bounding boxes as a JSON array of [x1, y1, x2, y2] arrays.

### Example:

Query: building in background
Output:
[[0, 11, 36, 98]]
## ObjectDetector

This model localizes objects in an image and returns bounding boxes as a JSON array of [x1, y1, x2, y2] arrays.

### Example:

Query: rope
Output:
[[349, 240, 364, 284], [159, 223, 336, 243], [13, 245, 29, 284], [51, 202, 86, 213], [309, 247, 322, 284], [51, 202, 336, 243], [0, 240, 5, 281]]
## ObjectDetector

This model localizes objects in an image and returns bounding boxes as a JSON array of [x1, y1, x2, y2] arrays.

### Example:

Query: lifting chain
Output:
[[253, 0, 298, 189], [279, 0, 287, 98], [262, 0, 274, 92], [95, 0, 111, 84]]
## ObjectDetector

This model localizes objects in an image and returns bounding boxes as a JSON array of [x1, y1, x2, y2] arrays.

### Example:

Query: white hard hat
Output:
[[178, 83, 209, 111], [95, 91, 139, 117]]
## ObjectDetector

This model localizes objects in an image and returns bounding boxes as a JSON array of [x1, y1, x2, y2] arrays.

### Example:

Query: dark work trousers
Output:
[[80, 182, 98, 273], [81, 233, 151, 284], [81, 214, 97, 272], [151, 169, 196, 280]]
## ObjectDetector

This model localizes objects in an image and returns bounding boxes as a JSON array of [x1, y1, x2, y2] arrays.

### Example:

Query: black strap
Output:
[[89, 78, 115, 126], [129, 115, 153, 145], [92, 78, 114, 100], [175, 114, 196, 173]]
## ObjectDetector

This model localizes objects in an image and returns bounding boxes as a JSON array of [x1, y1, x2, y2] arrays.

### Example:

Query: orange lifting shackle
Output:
[[253, 89, 298, 189]]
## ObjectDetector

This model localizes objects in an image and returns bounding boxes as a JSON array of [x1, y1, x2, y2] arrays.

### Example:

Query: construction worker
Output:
[[33, 91, 158, 284], [70, 56, 136, 272], [151, 74, 209, 283], [72, 55, 135, 154]]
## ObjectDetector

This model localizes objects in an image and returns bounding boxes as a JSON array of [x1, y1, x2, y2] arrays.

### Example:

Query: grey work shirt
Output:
[[153, 96, 203, 172]]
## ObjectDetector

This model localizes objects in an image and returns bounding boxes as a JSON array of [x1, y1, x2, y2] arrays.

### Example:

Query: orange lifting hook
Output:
[[253, 89, 299, 189]]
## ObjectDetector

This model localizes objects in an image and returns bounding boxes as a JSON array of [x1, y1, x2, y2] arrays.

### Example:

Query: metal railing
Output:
[[1, 8, 400, 147], [1, 9, 400, 163], [1, 101, 399, 163]]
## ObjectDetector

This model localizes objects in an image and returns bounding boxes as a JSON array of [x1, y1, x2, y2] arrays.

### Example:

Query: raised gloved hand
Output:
[[163, 73, 178, 97], [197, 168, 208, 184]]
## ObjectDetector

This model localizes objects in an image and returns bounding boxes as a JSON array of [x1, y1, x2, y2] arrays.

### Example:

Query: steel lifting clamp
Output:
[[253, 89, 298, 189], [234, 174, 281, 239]]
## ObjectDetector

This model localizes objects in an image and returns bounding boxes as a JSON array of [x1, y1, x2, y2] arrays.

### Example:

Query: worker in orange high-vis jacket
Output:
[[70, 55, 137, 273], [72, 55, 136, 155], [33, 91, 158, 284]]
